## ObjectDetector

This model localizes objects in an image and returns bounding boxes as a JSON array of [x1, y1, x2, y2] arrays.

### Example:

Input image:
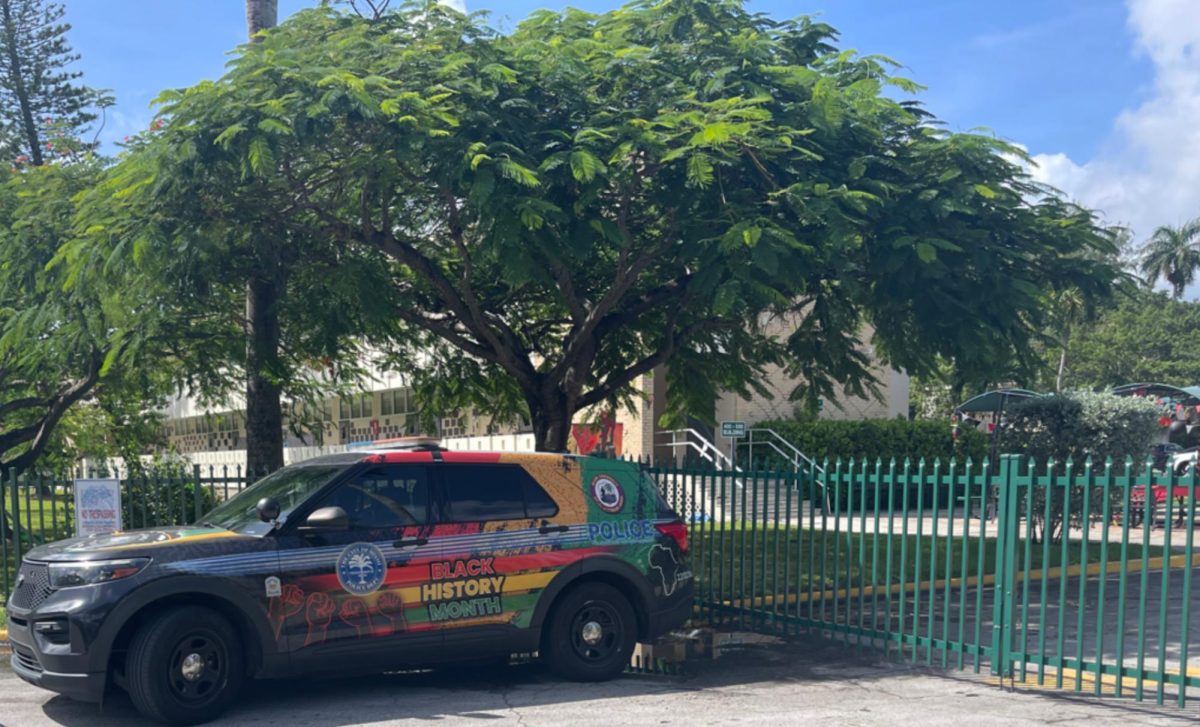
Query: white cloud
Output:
[[1028, 0, 1200, 246], [439, 0, 466, 12]]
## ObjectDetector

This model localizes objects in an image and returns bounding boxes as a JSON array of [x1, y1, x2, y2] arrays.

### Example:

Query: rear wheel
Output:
[[541, 582, 636, 681], [125, 606, 244, 725]]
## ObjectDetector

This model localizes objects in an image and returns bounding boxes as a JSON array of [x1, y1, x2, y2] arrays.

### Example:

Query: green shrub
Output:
[[743, 418, 989, 469], [1000, 391, 1159, 466], [1000, 391, 1160, 543]]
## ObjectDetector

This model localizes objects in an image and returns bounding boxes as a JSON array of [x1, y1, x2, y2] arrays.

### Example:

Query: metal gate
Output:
[[647, 454, 1199, 708]]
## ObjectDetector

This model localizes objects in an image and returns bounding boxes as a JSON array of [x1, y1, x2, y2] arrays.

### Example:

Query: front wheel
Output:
[[125, 606, 244, 725], [541, 582, 636, 681]]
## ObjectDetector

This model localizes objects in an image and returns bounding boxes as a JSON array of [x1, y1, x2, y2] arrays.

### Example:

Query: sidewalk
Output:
[[2, 634, 1196, 725]]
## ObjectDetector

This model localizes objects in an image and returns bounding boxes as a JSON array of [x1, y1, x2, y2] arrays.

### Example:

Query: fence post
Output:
[[192, 464, 203, 523], [990, 454, 1019, 677]]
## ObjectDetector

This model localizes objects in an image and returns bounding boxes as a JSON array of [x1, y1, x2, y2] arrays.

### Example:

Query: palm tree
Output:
[[1048, 287, 1087, 393], [1139, 218, 1200, 298]]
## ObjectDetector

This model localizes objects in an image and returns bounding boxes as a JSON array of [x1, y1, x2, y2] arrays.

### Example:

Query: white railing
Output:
[[736, 427, 829, 510], [655, 428, 740, 471], [738, 428, 824, 475]]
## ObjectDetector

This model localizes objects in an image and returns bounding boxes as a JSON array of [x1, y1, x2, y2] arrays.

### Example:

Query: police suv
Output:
[[6, 447, 693, 724]]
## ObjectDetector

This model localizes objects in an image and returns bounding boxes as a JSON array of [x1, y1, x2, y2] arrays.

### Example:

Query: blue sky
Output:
[[61, 1, 1200, 245]]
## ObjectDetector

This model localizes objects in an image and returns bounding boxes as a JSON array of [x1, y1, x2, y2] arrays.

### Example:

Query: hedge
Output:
[[740, 418, 989, 470]]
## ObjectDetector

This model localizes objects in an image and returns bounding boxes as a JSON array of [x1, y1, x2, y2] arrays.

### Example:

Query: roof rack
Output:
[[360, 436, 445, 452]]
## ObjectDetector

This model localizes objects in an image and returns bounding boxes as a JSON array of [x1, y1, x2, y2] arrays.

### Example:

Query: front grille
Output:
[[12, 644, 43, 674], [10, 562, 52, 611]]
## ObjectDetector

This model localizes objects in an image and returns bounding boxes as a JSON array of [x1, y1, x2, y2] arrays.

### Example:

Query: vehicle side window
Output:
[[314, 465, 430, 529], [441, 464, 558, 522], [523, 475, 559, 518]]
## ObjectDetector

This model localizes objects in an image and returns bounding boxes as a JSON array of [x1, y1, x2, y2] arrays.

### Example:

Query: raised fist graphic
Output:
[[303, 592, 336, 647], [268, 584, 305, 641], [338, 597, 372, 638], [372, 590, 406, 637]]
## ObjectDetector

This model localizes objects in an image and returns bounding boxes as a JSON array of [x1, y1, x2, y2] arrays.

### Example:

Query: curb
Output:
[[987, 663, 1200, 694]]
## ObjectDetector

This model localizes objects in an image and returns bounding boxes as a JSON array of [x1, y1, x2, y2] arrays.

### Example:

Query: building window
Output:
[[380, 390, 394, 416]]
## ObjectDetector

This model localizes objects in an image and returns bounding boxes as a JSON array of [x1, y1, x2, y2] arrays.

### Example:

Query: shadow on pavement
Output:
[[34, 635, 1200, 726]]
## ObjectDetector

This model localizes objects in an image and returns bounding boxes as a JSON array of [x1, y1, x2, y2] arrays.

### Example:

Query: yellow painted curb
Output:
[[723, 552, 1200, 611], [987, 663, 1200, 694]]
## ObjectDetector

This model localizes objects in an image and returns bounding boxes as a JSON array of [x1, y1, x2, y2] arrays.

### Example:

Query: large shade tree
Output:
[[97, 0, 1122, 451]]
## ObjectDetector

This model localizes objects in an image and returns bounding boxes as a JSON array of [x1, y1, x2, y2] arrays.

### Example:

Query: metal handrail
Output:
[[655, 429, 739, 471], [736, 427, 829, 511], [739, 428, 825, 475]]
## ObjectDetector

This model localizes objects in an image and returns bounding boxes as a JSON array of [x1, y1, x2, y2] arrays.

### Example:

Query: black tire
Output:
[[125, 606, 244, 725], [541, 582, 636, 681]]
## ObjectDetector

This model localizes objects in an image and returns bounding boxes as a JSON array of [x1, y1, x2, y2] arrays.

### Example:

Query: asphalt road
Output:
[[2, 637, 1198, 726]]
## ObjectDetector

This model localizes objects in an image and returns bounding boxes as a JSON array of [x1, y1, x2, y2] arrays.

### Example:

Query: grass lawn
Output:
[[688, 522, 1163, 603]]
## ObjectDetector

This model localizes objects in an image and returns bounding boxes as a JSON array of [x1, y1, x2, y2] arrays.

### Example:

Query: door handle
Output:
[[538, 524, 569, 535], [394, 537, 428, 548]]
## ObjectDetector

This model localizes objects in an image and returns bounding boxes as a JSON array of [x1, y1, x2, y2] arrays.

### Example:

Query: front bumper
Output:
[[7, 614, 106, 703]]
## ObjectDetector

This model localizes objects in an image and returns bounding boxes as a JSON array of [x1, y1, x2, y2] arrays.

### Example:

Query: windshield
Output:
[[202, 464, 348, 535]]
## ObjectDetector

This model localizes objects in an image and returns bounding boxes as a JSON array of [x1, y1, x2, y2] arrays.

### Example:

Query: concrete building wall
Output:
[[713, 318, 908, 427]]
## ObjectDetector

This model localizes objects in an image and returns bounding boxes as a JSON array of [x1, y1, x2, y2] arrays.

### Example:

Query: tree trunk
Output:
[[0, 0, 43, 165], [245, 276, 283, 474], [242, 0, 281, 476], [528, 393, 575, 453], [1055, 332, 1069, 394], [245, 0, 278, 38]]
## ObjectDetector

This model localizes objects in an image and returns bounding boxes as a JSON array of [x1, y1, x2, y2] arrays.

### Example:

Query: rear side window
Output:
[[441, 464, 558, 522], [523, 475, 559, 518]]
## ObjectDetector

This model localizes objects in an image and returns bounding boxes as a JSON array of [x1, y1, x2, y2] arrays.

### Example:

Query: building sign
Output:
[[720, 421, 746, 439], [74, 478, 122, 536]]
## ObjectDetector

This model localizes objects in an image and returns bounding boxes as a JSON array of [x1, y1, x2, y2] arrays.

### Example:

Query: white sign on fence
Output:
[[74, 478, 122, 536]]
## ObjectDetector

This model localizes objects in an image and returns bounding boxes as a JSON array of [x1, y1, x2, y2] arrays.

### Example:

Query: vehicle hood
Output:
[[24, 525, 255, 563]]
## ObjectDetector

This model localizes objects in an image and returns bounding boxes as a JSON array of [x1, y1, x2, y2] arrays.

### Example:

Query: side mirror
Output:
[[298, 506, 349, 533], [256, 497, 281, 523]]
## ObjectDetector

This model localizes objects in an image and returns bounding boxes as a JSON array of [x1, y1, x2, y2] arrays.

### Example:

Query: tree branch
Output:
[[575, 317, 727, 411]]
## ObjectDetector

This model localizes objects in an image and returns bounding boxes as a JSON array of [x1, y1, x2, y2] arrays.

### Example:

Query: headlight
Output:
[[48, 558, 150, 589]]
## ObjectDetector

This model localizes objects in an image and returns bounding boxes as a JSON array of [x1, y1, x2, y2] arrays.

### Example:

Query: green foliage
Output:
[[1001, 391, 1159, 543], [1001, 391, 1159, 467], [0, 162, 162, 471], [91, 0, 1121, 451], [745, 418, 988, 468], [123, 457, 217, 528], [1059, 290, 1200, 388], [38, 377, 172, 478], [0, 0, 108, 166]]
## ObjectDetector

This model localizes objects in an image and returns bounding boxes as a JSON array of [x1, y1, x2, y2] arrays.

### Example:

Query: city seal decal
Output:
[[590, 474, 625, 514], [337, 542, 387, 595]]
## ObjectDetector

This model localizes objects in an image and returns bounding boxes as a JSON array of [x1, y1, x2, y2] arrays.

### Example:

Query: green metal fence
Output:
[[645, 454, 1200, 708], [0, 466, 258, 600], [3, 456, 1198, 706]]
